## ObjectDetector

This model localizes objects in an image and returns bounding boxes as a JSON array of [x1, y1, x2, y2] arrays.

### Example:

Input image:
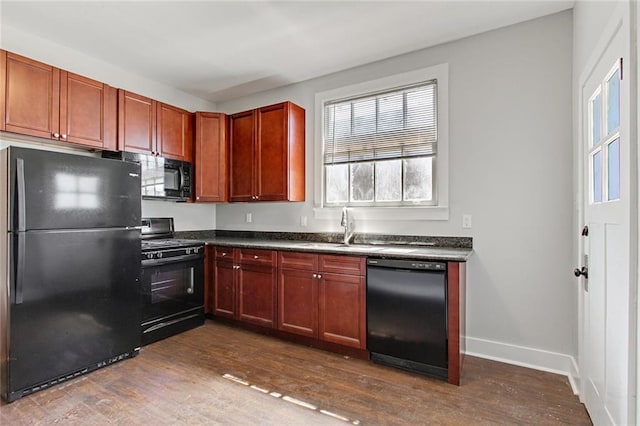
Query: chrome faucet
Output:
[[340, 207, 355, 245]]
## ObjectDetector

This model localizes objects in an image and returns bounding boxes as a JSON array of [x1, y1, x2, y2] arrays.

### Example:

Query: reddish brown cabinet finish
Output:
[[118, 89, 193, 161], [278, 252, 366, 349], [278, 252, 318, 337], [212, 247, 277, 328], [447, 261, 467, 386], [229, 110, 255, 201], [158, 102, 193, 162], [118, 90, 156, 154], [229, 102, 305, 202], [1, 50, 116, 149], [195, 112, 228, 202]]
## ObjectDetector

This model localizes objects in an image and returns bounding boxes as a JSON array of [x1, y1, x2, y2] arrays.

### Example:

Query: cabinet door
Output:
[[195, 112, 228, 202], [278, 268, 318, 337], [237, 263, 276, 328], [59, 71, 116, 149], [1, 51, 60, 139], [229, 110, 255, 202], [213, 260, 236, 319], [117, 90, 157, 154], [256, 101, 305, 202], [318, 273, 366, 349], [256, 102, 287, 201], [158, 102, 193, 161]]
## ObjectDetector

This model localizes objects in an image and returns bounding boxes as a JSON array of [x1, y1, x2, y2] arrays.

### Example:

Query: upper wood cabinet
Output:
[[1, 50, 117, 150], [118, 90, 156, 154], [118, 89, 193, 162], [229, 101, 305, 202], [194, 112, 228, 202], [158, 102, 193, 161]]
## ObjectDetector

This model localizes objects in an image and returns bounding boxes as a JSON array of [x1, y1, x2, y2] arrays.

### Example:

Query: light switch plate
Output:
[[300, 216, 308, 227], [246, 213, 252, 223], [462, 214, 472, 229]]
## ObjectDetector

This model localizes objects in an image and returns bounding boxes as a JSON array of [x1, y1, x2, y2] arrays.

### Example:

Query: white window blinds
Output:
[[323, 80, 437, 164]]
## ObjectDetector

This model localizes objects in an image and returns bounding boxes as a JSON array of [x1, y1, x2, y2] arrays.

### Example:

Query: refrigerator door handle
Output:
[[16, 157, 26, 232], [15, 232, 25, 304]]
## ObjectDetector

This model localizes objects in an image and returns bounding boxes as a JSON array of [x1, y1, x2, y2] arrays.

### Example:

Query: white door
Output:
[[579, 10, 633, 426]]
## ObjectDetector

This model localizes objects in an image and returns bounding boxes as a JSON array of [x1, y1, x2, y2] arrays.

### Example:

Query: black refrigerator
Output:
[[0, 147, 142, 402]]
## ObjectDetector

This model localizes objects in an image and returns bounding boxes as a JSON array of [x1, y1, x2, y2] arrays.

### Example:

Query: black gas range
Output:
[[140, 218, 205, 345]]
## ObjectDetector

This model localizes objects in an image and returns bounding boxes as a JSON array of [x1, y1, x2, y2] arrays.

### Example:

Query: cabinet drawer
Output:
[[278, 251, 318, 271], [238, 248, 276, 266], [319, 255, 365, 276], [215, 247, 235, 261]]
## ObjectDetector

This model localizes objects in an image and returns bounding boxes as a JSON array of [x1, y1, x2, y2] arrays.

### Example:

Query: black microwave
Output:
[[102, 151, 192, 201]]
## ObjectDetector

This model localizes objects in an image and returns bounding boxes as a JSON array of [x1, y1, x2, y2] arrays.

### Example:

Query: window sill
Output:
[[312, 206, 449, 221]]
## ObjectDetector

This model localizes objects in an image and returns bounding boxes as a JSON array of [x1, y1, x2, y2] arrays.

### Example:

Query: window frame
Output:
[[313, 63, 449, 221]]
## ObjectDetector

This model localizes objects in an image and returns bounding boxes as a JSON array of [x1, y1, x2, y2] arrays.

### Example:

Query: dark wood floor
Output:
[[1, 320, 591, 425]]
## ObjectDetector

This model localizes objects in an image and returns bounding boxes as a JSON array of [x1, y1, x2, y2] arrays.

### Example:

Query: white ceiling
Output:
[[1, 1, 573, 103]]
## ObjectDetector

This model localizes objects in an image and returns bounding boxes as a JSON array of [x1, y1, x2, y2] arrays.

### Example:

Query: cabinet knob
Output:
[[317, 274, 322, 279], [312, 273, 317, 278], [61, 134, 67, 139], [53, 133, 60, 138], [254, 255, 259, 259]]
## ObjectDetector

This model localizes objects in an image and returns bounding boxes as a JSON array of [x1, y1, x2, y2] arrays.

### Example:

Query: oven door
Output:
[[141, 253, 204, 324]]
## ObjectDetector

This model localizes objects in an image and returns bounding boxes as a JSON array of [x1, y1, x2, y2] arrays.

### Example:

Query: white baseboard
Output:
[[465, 336, 580, 395]]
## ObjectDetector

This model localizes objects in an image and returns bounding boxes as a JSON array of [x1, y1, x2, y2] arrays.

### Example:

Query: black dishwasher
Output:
[[367, 258, 447, 379]]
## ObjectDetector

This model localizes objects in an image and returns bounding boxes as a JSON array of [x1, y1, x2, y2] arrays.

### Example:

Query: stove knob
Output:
[[194, 247, 200, 253], [186, 248, 191, 254], [158, 252, 163, 259], [146, 253, 153, 259]]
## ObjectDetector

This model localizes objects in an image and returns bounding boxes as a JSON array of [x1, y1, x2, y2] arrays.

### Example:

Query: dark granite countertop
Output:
[[175, 230, 473, 262]]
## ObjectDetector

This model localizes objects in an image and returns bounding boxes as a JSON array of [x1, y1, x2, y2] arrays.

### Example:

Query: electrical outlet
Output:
[[462, 214, 472, 229], [300, 216, 308, 227], [245, 213, 252, 223]]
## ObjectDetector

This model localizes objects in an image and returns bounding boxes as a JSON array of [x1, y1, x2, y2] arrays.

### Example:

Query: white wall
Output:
[[0, 25, 218, 231], [216, 12, 576, 372]]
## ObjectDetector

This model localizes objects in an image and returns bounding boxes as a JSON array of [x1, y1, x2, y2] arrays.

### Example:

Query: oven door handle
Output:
[[142, 253, 203, 267]]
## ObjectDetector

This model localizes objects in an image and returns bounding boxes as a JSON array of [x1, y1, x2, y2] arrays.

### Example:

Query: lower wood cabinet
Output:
[[209, 247, 365, 349], [278, 252, 366, 349], [212, 247, 277, 328]]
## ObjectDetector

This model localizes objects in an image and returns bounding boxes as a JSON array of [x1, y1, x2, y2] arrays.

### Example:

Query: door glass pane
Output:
[[591, 91, 602, 147], [350, 162, 374, 202], [607, 138, 620, 201], [375, 159, 402, 201], [606, 68, 620, 133], [404, 157, 432, 201], [325, 164, 348, 203], [592, 150, 602, 203]]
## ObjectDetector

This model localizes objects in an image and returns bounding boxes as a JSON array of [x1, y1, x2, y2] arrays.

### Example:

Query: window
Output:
[[588, 59, 621, 204], [314, 64, 449, 220]]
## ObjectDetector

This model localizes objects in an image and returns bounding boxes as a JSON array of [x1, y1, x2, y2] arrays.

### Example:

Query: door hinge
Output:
[[581, 225, 589, 236], [620, 57, 623, 80]]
